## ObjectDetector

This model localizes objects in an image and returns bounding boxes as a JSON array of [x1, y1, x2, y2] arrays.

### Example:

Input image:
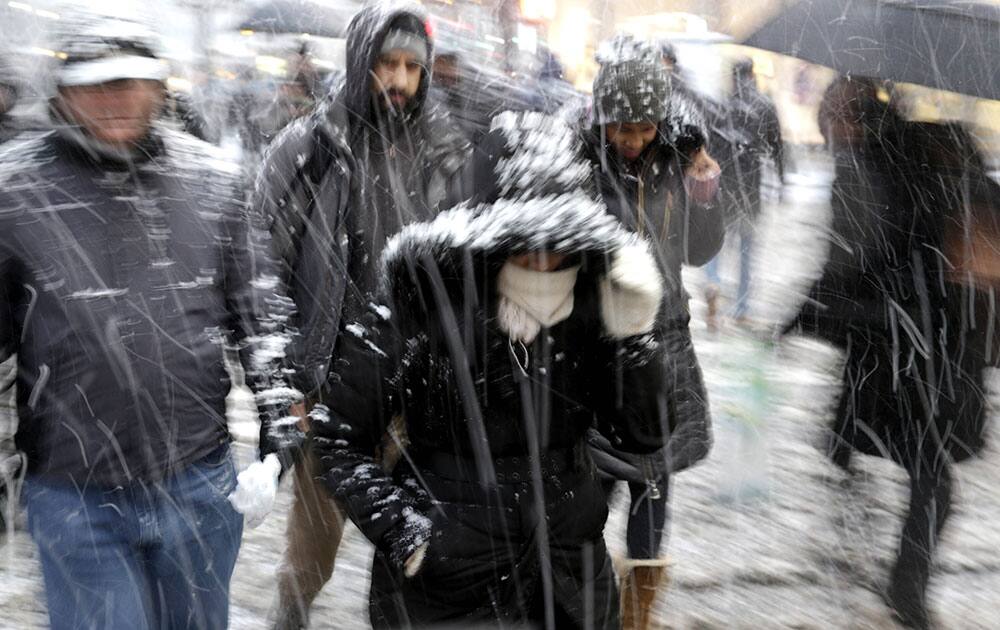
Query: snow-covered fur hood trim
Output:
[[380, 191, 639, 306]]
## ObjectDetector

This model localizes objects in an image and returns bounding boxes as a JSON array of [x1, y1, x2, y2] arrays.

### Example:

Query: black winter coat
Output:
[[254, 3, 471, 399], [789, 122, 999, 467], [582, 97, 723, 480], [0, 127, 297, 485], [312, 186, 671, 627]]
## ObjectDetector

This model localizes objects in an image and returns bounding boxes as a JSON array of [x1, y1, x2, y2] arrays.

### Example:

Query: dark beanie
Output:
[[593, 35, 669, 125], [379, 13, 430, 65]]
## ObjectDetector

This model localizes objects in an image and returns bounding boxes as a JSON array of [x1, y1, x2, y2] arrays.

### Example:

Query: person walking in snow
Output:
[[253, 4, 472, 628], [0, 14, 301, 630], [785, 76, 999, 630], [309, 111, 671, 629], [581, 34, 724, 630], [703, 57, 785, 330]]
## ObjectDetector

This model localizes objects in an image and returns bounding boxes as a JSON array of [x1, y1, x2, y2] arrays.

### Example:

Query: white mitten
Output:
[[228, 453, 281, 529], [599, 241, 664, 338]]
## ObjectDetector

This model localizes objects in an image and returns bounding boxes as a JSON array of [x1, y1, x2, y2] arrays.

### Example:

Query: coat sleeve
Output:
[[663, 127, 725, 267], [588, 317, 672, 455], [253, 120, 351, 399], [674, 197, 725, 267], [222, 189, 304, 470], [310, 302, 432, 570]]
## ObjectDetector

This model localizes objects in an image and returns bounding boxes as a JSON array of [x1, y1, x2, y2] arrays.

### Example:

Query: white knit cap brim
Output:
[[58, 55, 169, 87]]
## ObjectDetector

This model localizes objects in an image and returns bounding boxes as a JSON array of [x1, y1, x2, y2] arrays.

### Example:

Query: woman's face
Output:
[[508, 251, 567, 272], [605, 121, 658, 162]]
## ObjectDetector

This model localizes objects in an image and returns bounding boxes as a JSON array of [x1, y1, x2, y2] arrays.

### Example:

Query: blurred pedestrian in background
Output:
[[0, 12, 301, 629], [0, 61, 25, 145], [785, 75, 999, 630], [704, 57, 785, 331], [582, 34, 723, 630]]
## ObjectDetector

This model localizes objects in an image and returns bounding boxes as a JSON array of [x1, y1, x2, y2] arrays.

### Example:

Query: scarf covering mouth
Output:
[[496, 262, 580, 343]]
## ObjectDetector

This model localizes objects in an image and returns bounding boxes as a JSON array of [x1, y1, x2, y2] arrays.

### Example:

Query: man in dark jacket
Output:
[[787, 76, 998, 630], [704, 57, 785, 329], [253, 4, 471, 628], [0, 14, 301, 630], [311, 112, 671, 628], [583, 35, 724, 630], [0, 60, 24, 534]]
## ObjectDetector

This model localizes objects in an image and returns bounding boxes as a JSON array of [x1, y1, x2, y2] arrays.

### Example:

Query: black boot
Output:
[[885, 464, 952, 630]]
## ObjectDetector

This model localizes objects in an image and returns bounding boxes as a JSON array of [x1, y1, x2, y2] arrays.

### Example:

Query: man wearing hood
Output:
[[0, 13, 301, 629], [254, 4, 472, 628]]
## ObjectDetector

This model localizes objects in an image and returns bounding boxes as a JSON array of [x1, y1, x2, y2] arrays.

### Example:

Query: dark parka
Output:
[[715, 69, 784, 223], [583, 89, 723, 479], [312, 114, 671, 629], [254, 3, 471, 399], [789, 119, 998, 469], [0, 127, 297, 485]]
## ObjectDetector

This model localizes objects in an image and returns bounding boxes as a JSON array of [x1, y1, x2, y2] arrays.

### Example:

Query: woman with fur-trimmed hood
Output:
[[311, 113, 671, 628]]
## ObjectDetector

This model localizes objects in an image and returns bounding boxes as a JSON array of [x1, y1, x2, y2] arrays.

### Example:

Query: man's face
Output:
[[370, 48, 423, 114], [605, 121, 658, 163], [58, 79, 164, 149]]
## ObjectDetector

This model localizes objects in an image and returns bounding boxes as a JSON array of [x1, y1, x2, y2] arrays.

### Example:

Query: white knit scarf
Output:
[[496, 262, 580, 344]]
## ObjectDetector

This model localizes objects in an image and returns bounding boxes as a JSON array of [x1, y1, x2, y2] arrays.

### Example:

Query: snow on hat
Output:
[[592, 35, 669, 125], [55, 14, 168, 87]]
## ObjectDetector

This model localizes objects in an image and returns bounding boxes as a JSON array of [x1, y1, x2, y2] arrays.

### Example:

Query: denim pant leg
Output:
[[704, 253, 722, 286], [734, 221, 755, 318], [147, 444, 243, 630], [22, 478, 154, 630]]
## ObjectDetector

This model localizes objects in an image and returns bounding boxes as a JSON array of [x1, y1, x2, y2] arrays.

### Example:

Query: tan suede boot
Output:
[[705, 284, 720, 334], [619, 558, 671, 630]]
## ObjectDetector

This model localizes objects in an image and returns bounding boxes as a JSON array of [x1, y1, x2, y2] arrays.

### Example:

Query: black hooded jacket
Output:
[[0, 127, 298, 485], [310, 115, 670, 626], [584, 89, 725, 325], [255, 3, 472, 399]]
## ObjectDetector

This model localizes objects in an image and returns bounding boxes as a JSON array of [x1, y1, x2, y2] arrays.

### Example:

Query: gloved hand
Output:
[[599, 241, 664, 338], [228, 453, 281, 528], [683, 146, 722, 205]]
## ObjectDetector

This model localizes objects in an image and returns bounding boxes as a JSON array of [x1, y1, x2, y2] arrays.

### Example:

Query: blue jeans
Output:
[[22, 444, 244, 630], [705, 220, 755, 318]]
